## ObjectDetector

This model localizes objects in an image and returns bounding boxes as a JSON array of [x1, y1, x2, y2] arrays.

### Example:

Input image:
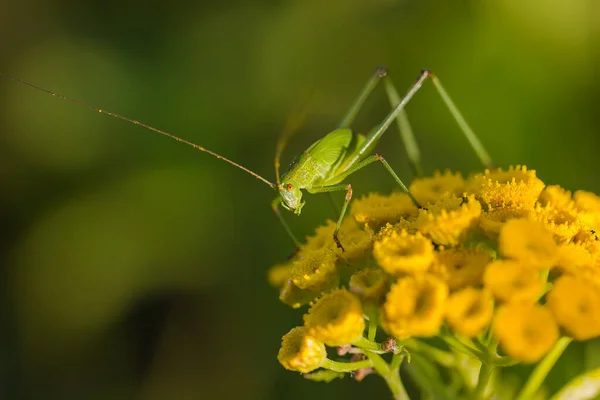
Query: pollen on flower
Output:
[[499, 219, 558, 269], [432, 247, 492, 290], [381, 274, 448, 339], [470, 165, 545, 209], [533, 204, 582, 242], [351, 192, 419, 232], [445, 288, 494, 337], [547, 275, 600, 340], [304, 288, 365, 346], [483, 260, 544, 303], [291, 247, 339, 291], [492, 303, 559, 363], [373, 229, 434, 276], [278, 326, 327, 373], [413, 194, 481, 246], [478, 206, 532, 239], [409, 170, 465, 205]]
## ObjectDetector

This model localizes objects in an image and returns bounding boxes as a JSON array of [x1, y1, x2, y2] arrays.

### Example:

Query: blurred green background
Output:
[[1, 0, 599, 398]]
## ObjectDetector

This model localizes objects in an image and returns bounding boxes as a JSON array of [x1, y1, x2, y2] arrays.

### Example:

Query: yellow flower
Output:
[[414, 194, 482, 246], [572, 229, 600, 263], [533, 204, 582, 241], [291, 247, 339, 291], [446, 288, 494, 337], [349, 268, 390, 302], [381, 274, 448, 339], [471, 165, 545, 208], [499, 219, 558, 269], [409, 170, 465, 205], [335, 218, 374, 262], [547, 275, 600, 340], [304, 288, 365, 346], [373, 230, 434, 276], [351, 192, 419, 232], [538, 185, 573, 209], [483, 260, 544, 303], [300, 220, 337, 253], [478, 206, 532, 239], [574, 190, 600, 230], [553, 243, 594, 276], [278, 327, 327, 373], [432, 247, 492, 290], [267, 263, 293, 289], [492, 303, 559, 363], [279, 280, 320, 309]]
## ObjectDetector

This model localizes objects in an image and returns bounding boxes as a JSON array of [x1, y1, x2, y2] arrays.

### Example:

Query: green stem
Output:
[[353, 336, 383, 352], [365, 351, 409, 400], [472, 361, 495, 399], [515, 337, 573, 400], [320, 358, 373, 373], [366, 309, 378, 341], [405, 338, 455, 368]]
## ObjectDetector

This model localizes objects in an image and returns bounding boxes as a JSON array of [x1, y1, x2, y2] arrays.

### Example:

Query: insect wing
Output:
[[308, 128, 353, 167]]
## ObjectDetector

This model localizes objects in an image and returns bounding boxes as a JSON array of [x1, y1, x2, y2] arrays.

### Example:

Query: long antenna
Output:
[[0, 72, 277, 189]]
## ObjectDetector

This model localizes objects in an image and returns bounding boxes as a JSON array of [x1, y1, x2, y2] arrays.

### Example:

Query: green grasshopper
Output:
[[0, 68, 491, 251]]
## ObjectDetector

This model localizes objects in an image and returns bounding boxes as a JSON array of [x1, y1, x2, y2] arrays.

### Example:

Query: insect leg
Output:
[[383, 77, 423, 177], [322, 154, 421, 207], [271, 197, 301, 249], [306, 183, 352, 251], [425, 71, 493, 169], [338, 66, 388, 128]]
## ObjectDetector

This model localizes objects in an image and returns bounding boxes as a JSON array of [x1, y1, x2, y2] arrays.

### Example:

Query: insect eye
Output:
[[286, 183, 294, 192]]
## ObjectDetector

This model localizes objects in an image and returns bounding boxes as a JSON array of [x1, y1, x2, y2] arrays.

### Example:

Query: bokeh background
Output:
[[1, 0, 599, 398]]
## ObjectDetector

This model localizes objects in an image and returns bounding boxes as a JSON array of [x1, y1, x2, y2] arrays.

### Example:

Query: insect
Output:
[[0, 68, 490, 251]]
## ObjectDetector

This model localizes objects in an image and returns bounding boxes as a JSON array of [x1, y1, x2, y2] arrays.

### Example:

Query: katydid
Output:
[[0, 68, 491, 251]]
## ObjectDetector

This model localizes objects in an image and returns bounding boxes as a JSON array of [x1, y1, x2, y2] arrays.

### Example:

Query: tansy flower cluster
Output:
[[269, 166, 600, 399]]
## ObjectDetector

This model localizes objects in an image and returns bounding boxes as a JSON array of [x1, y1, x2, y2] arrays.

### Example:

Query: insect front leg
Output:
[[271, 197, 301, 249], [306, 183, 353, 251]]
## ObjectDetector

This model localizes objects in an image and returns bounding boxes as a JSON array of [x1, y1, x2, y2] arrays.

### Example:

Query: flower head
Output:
[[445, 288, 494, 337], [574, 190, 600, 230], [278, 327, 327, 373], [432, 247, 491, 290], [547, 275, 600, 340], [349, 268, 390, 302], [478, 206, 532, 239], [381, 274, 448, 339], [291, 247, 339, 291], [409, 170, 465, 205], [483, 260, 544, 303], [493, 303, 559, 363], [335, 218, 374, 262], [499, 219, 558, 269], [533, 204, 582, 242], [351, 192, 419, 232], [373, 230, 434, 276], [471, 165, 545, 209], [268, 263, 293, 289], [414, 194, 481, 246], [538, 185, 573, 209], [304, 288, 365, 346]]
